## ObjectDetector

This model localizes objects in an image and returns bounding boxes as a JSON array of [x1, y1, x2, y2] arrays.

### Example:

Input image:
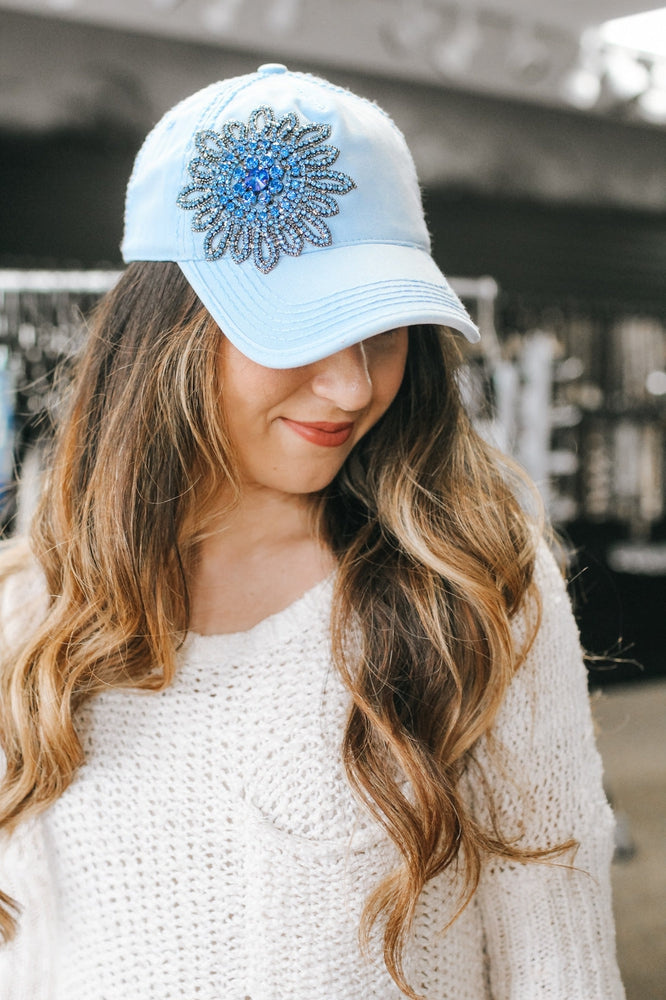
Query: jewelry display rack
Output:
[[0, 270, 122, 531]]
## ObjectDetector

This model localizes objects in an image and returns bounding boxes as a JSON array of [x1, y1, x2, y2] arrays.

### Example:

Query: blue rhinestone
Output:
[[270, 166, 284, 179], [233, 182, 244, 195], [258, 190, 271, 204], [258, 207, 268, 220], [261, 155, 275, 168], [279, 146, 290, 159], [269, 181, 284, 194], [235, 206, 244, 218], [291, 165, 301, 177], [246, 156, 259, 170], [242, 190, 256, 204], [247, 168, 269, 192], [290, 179, 300, 189], [236, 144, 246, 155], [270, 205, 280, 216]]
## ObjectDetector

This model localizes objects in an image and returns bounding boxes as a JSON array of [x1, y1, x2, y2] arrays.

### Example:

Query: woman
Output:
[[0, 65, 623, 999]]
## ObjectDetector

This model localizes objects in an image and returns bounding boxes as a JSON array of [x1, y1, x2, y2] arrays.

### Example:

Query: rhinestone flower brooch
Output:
[[176, 106, 356, 273]]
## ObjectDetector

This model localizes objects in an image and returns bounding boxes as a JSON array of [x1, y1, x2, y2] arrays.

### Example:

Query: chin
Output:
[[281, 469, 343, 495], [291, 478, 338, 496], [247, 457, 349, 496]]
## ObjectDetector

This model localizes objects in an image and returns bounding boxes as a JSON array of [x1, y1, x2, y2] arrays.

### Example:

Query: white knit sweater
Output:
[[0, 544, 624, 1000]]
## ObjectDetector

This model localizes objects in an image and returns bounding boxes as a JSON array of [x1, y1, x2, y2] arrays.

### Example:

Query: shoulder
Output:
[[510, 534, 580, 666], [529, 535, 584, 667], [494, 542, 595, 773], [532, 534, 570, 604], [492, 535, 593, 756], [0, 538, 48, 655]]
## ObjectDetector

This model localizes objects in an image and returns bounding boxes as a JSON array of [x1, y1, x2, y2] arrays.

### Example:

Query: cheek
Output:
[[221, 359, 300, 428], [353, 354, 407, 445], [374, 344, 409, 413]]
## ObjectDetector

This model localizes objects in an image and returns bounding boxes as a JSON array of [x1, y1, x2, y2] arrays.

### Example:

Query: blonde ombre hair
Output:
[[0, 262, 571, 998]]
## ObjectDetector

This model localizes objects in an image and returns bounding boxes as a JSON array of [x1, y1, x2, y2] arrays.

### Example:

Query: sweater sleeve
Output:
[[0, 557, 55, 999], [0, 818, 57, 1000], [467, 541, 625, 1000]]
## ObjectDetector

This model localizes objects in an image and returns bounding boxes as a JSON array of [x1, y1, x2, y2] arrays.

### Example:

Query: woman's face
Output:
[[218, 328, 409, 496]]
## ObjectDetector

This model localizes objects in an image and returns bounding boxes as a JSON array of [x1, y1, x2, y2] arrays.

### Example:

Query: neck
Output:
[[188, 486, 335, 635], [201, 485, 320, 557]]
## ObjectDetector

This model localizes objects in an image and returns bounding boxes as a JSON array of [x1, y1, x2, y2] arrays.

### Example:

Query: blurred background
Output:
[[0, 1, 664, 995]]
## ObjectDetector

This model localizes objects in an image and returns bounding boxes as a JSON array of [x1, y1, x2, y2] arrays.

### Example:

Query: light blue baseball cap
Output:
[[122, 63, 480, 367]]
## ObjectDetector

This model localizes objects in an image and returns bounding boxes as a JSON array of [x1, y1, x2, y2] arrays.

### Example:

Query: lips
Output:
[[282, 418, 354, 448]]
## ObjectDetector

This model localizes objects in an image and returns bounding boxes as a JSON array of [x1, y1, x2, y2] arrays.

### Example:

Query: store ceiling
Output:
[[0, 0, 661, 109], [1, 0, 665, 155], [0, 0, 654, 39]]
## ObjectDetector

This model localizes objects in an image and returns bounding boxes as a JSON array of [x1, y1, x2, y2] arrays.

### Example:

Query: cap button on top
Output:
[[257, 63, 288, 75]]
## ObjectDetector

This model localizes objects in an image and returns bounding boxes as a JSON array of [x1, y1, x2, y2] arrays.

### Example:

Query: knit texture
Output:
[[0, 543, 625, 999]]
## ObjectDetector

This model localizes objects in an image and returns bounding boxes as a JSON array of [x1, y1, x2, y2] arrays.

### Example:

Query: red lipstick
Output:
[[282, 419, 354, 447]]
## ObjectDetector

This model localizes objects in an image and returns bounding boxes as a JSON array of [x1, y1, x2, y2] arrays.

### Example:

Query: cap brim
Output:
[[178, 243, 479, 368]]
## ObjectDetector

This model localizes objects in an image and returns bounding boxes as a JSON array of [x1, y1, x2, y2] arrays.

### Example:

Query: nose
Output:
[[309, 343, 373, 412]]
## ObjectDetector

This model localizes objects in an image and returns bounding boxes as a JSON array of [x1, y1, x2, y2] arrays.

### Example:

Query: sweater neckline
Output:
[[181, 572, 335, 657]]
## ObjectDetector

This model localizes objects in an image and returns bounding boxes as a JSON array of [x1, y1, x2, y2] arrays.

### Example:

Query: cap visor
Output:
[[178, 243, 480, 368]]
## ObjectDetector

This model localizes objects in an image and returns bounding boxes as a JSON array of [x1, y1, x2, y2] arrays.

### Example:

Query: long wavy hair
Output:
[[0, 261, 570, 998]]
